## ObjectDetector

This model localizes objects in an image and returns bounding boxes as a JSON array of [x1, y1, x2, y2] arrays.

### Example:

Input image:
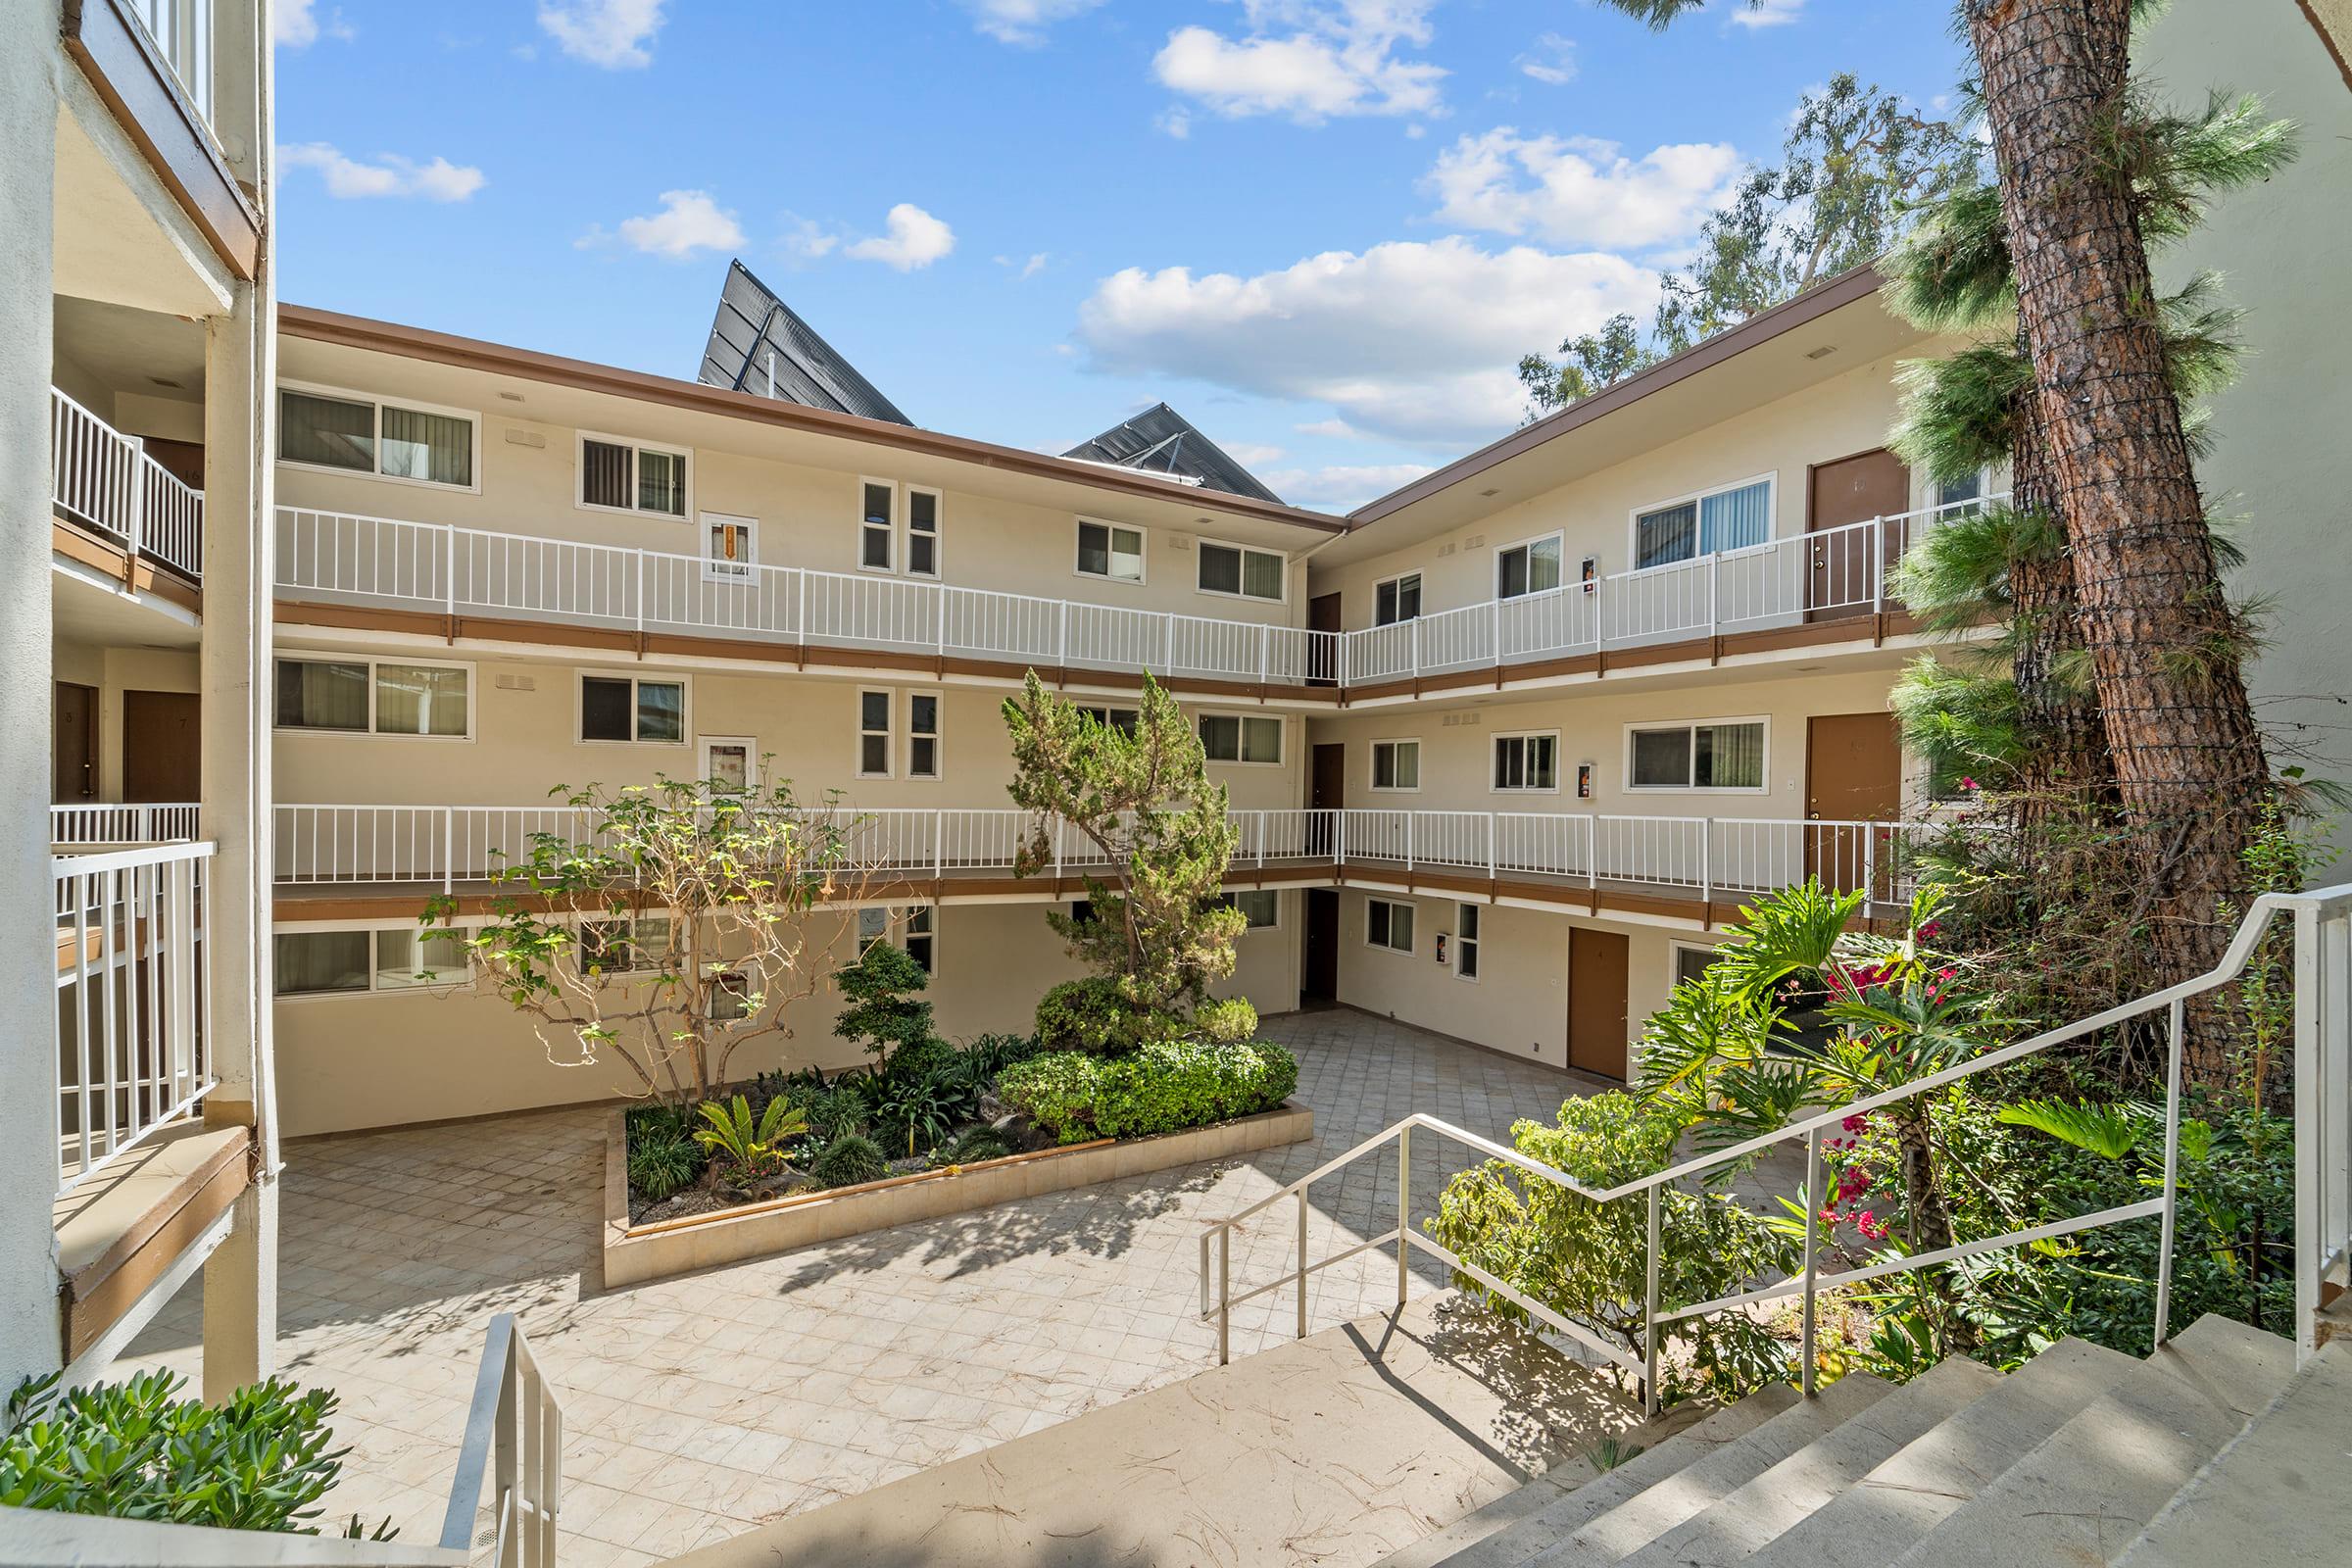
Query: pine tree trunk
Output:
[[1965, 0, 2269, 1081]]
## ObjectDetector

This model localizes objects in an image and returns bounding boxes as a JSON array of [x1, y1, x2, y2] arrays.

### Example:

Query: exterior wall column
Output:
[[198, 0, 279, 1401], [0, 17, 66, 1385]]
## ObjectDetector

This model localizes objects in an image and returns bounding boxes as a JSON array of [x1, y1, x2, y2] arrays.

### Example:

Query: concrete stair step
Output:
[[662, 1296, 1646, 1568], [1612, 1355, 2003, 1568], [1893, 1315, 2296, 1568], [2117, 1338, 2352, 1566], [1744, 1336, 2144, 1568], [1518, 1371, 1897, 1567], [1382, 1387, 1801, 1568]]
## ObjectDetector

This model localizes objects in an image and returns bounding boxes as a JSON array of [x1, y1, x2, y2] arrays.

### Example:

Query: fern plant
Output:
[[693, 1093, 809, 1192]]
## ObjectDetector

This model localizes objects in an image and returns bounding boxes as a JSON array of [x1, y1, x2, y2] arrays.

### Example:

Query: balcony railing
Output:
[[126, 0, 215, 127], [51, 387, 205, 582], [51, 802, 201, 847], [54, 840, 217, 1198], [272, 496, 1991, 695], [271, 803, 1932, 910]]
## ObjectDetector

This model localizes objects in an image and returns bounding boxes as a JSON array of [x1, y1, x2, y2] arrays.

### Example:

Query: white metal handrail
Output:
[[126, 0, 215, 126], [51, 803, 201, 846], [1198, 882, 2352, 1396], [53, 841, 218, 1198], [270, 803, 1935, 911], [50, 387, 206, 581], [272, 495, 1992, 693], [441, 1313, 563, 1568]]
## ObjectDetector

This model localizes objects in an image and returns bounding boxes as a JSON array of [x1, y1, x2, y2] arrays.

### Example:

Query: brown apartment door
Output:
[[1806, 712, 1903, 898], [122, 690, 201, 802], [1567, 928, 1631, 1079], [1309, 742, 1346, 858], [1303, 890, 1340, 1003], [54, 682, 97, 802], [1307, 592, 1343, 686], [1806, 448, 1910, 620]]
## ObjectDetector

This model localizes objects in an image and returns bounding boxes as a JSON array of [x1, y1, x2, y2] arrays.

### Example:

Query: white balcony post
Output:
[[1492, 597, 1501, 663], [1258, 623, 1271, 684], [1335, 809, 1347, 868], [936, 583, 948, 656], [1871, 514, 1886, 616], [444, 806, 457, 894], [1405, 812, 1415, 872], [1487, 813, 1496, 879], [127, 435, 147, 563], [1411, 615, 1422, 679], [1057, 599, 1070, 666], [1054, 816, 1064, 879], [1588, 813, 1599, 891], [444, 524, 458, 618], [1709, 547, 1721, 636], [632, 548, 646, 638], [934, 810, 946, 880], [1700, 819, 1713, 908], [1162, 612, 1175, 673], [796, 569, 808, 649]]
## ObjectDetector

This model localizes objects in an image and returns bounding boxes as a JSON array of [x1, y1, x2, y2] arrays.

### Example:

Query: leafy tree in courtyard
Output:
[[422, 776, 873, 1105], [1593, 1, 2288, 1085], [1518, 74, 1978, 418], [1001, 671, 1248, 1034], [830, 936, 934, 1072]]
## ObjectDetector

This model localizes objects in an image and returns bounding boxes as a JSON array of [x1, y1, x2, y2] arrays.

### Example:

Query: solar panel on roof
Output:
[[1061, 404, 1284, 505], [697, 260, 913, 426]]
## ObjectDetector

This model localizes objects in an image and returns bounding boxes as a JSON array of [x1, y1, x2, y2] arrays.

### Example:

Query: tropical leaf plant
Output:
[[693, 1093, 809, 1191]]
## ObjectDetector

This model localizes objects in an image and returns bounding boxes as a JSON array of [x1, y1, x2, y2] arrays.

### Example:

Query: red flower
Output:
[[1856, 1210, 1888, 1241]]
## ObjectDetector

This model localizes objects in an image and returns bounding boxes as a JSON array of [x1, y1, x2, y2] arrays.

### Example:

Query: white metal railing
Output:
[[50, 387, 206, 581], [272, 803, 1929, 914], [272, 497, 1991, 694], [51, 803, 202, 847], [1198, 882, 2352, 1395], [126, 0, 215, 126], [441, 1313, 563, 1568], [53, 841, 217, 1198]]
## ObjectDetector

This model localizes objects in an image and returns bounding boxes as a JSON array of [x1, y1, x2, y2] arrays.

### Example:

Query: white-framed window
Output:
[[1496, 532, 1564, 600], [906, 691, 941, 780], [579, 672, 686, 745], [1455, 902, 1482, 982], [1076, 518, 1146, 584], [857, 688, 894, 777], [578, 913, 675, 978], [577, 430, 690, 517], [859, 478, 896, 572], [1367, 897, 1415, 956], [1370, 738, 1421, 793], [906, 486, 941, 577], [1626, 717, 1768, 792], [1631, 474, 1774, 569], [274, 926, 471, 997], [278, 382, 479, 491], [1492, 731, 1560, 793], [703, 513, 757, 582], [1198, 539, 1285, 602], [1671, 941, 1718, 989], [275, 655, 473, 739], [1935, 466, 1989, 513], [1078, 704, 1140, 735], [1224, 889, 1280, 930], [698, 736, 757, 792], [858, 906, 935, 974], [1374, 571, 1422, 626], [1200, 711, 1283, 765]]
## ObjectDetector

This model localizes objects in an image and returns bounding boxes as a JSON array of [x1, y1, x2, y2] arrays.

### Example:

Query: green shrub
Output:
[[999, 1041, 1297, 1143], [627, 1131, 701, 1200], [997, 1052, 1107, 1143], [884, 1037, 958, 1086], [1033, 977, 1180, 1054], [802, 1085, 868, 1142], [960, 1032, 1047, 1081], [1194, 997, 1258, 1045], [693, 1094, 811, 1193], [809, 1132, 890, 1189], [872, 1070, 970, 1157], [930, 1125, 1014, 1167], [831, 941, 934, 1069], [1, 1370, 388, 1537]]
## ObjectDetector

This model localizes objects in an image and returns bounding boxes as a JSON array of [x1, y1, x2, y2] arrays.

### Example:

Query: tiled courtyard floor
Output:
[[126, 1009, 1786, 1565]]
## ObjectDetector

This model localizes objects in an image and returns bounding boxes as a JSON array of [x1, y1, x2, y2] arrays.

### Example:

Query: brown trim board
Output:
[[53, 518, 204, 614], [59, 1127, 252, 1362]]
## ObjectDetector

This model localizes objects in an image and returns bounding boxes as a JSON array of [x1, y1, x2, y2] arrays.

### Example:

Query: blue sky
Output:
[[271, 1, 1970, 511]]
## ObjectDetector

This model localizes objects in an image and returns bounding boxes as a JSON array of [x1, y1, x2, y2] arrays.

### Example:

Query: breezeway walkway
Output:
[[125, 1011, 1670, 1564]]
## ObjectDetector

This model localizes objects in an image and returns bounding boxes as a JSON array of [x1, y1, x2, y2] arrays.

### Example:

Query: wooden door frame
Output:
[[1804, 447, 1911, 622], [1566, 925, 1631, 1081], [1302, 888, 1340, 1003], [54, 681, 99, 803]]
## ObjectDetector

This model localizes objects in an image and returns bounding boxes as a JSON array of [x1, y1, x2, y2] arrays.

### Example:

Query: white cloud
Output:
[[1517, 32, 1577, 85], [278, 143, 484, 201], [274, 0, 352, 46], [957, 0, 1105, 45], [537, 0, 665, 69], [605, 189, 742, 259], [1261, 463, 1436, 511], [1077, 236, 1656, 445], [1222, 442, 1288, 468], [844, 204, 956, 271], [994, 252, 1050, 279], [1153, 0, 1446, 123], [1424, 129, 1740, 250], [1729, 0, 1805, 27]]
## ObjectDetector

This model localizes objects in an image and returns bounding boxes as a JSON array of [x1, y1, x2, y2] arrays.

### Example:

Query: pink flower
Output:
[[1958, 776, 1979, 792], [1856, 1210, 1888, 1241], [1842, 1114, 1867, 1133]]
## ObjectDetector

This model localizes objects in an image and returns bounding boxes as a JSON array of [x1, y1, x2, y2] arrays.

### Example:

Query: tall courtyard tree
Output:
[[1001, 672, 1248, 1028], [1599, 0, 2283, 1073], [422, 777, 873, 1105]]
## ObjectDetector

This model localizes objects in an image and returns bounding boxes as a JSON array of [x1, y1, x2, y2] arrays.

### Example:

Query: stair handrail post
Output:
[[2154, 997, 2185, 1351], [1801, 1128, 1821, 1397], [1642, 1183, 1663, 1418], [1296, 1189, 1309, 1341], [1218, 1224, 1232, 1367]]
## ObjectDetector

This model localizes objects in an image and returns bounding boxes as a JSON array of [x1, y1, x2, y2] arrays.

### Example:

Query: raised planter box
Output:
[[602, 1101, 1314, 1288]]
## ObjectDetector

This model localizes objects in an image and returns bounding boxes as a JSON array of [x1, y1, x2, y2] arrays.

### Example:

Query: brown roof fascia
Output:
[[275, 304, 1350, 535], [1346, 265, 1888, 527]]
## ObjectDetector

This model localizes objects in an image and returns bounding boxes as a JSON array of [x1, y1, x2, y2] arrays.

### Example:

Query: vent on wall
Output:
[[493, 673, 537, 691], [503, 428, 547, 449]]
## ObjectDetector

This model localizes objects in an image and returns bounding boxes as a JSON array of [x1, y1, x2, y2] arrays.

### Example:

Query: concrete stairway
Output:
[[1374, 1313, 2297, 1568]]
